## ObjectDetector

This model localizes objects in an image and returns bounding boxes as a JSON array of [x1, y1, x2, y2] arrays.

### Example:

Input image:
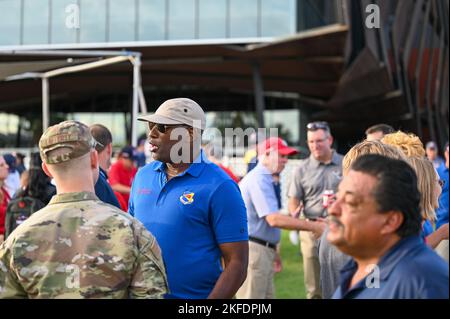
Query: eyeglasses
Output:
[[307, 121, 330, 131], [438, 179, 445, 188], [148, 122, 189, 134]]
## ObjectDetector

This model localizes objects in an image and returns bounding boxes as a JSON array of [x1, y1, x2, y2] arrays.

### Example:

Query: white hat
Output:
[[138, 98, 206, 130]]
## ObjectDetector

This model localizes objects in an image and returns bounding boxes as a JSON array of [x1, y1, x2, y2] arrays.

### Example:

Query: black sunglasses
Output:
[[307, 121, 330, 131], [148, 122, 190, 134]]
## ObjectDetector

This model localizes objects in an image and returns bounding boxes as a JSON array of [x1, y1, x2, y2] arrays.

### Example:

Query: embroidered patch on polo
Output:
[[180, 191, 195, 205]]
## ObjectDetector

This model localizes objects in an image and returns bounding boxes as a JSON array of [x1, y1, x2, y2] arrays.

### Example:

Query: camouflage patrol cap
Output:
[[39, 120, 96, 164]]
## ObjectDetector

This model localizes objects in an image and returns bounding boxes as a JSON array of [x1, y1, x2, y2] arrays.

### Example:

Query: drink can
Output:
[[322, 190, 335, 209]]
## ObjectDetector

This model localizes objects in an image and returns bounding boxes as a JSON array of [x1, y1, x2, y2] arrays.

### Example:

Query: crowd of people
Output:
[[0, 98, 448, 299]]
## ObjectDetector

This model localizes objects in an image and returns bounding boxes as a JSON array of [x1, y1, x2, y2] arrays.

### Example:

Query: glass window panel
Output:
[[168, 0, 195, 40], [72, 113, 127, 146], [0, 113, 18, 136], [51, 0, 78, 44], [23, 0, 50, 45], [229, 0, 258, 38], [0, 0, 21, 45], [198, 0, 226, 39], [261, 0, 296, 37], [138, 0, 166, 41], [264, 109, 299, 145], [80, 0, 106, 43], [109, 0, 136, 42]]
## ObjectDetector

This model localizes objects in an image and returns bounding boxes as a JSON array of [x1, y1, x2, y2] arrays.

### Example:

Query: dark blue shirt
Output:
[[247, 156, 258, 173], [273, 179, 282, 210], [333, 236, 449, 299], [129, 151, 248, 299], [436, 164, 449, 229], [135, 151, 147, 168], [94, 168, 121, 209]]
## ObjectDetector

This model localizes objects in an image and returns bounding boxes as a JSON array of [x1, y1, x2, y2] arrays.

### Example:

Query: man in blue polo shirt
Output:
[[236, 137, 326, 299], [328, 154, 448, 299], [129, 98, 248, 299]]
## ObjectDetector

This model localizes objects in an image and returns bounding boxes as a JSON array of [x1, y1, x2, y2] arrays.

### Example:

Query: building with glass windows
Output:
[[0, 0, 341, 46], [0, 0, 448, 154]]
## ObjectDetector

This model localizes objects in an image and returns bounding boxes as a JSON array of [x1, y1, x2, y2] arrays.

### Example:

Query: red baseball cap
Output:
[[258, 137, 299, 156]]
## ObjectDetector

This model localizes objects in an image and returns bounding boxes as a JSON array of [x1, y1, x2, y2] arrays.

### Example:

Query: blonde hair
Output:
[[381, 131, 425, 157], [343, 140, 407, 175], [405, 157, 438, 222]]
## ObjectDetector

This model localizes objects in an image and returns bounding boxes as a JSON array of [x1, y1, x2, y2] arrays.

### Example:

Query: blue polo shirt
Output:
[[436, 164, 449, 229], [333, 236, 449, 299], [421, 220, 434, 240], [129, 151, 248, 299], [94, 167, 121, 209], [239, 162, 281, 245]]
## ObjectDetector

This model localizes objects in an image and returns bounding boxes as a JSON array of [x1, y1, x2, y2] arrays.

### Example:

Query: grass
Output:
[[274, 230, 307, 299]]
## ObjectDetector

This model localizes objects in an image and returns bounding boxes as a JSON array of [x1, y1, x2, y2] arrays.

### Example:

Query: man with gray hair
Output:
[[0, 120, 168, 298], [237, 137, 325, 299]]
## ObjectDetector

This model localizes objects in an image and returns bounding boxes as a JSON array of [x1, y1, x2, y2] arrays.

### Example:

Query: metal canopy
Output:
[[0, 24, 362, 143], [1, 50, 145, 146], [0, 24, 348, 108], [0, 58, 97, 81]]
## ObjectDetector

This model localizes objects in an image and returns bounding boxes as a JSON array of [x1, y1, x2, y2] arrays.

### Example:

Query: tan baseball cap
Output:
[[39, 120, 96, 164], [138, 98, 206, 130]]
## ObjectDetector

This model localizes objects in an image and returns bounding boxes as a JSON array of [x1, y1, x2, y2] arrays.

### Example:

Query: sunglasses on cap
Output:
[[92, 139, 105, 151], [148, 122, 190, 134], [307, 121, 330, 131]]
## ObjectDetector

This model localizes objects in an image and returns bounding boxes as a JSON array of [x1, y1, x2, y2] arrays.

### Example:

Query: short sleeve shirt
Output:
[[318, 229, 351, 299], [239, 162, 280, 244], [129, 151, 248, 299], [109, 160, 137, 205], [288, 151, 343, 218]]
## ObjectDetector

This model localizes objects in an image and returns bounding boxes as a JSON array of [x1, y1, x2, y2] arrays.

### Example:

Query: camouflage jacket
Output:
[[0, 192, 168, 299]]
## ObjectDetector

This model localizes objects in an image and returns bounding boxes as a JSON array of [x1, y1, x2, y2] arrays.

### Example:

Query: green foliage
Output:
[[274, 230, 306, 299]]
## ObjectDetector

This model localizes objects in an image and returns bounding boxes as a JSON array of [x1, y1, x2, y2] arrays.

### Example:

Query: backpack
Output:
[[4, 196, 46, 239]]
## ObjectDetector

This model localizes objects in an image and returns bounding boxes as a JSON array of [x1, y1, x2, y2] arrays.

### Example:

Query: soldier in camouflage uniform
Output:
[[0, 120, 168, 298]]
